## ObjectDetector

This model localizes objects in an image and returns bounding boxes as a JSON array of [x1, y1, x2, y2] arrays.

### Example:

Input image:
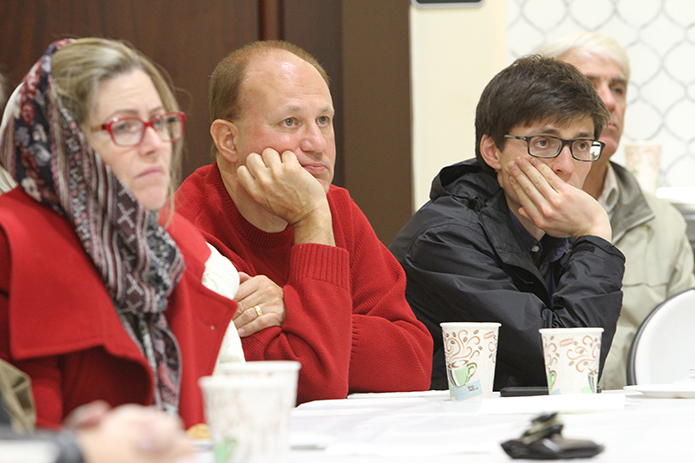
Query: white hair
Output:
[[535, 31, 630, 81]]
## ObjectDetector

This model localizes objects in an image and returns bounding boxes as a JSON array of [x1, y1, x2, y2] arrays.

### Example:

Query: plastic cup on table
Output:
[[199, 361, 300, 463]]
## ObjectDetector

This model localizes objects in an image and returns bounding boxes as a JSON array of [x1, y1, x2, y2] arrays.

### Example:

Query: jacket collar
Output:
[[430, 159, 501, 205], [429, 159, 558, 302], [609, 161, 654, 242]]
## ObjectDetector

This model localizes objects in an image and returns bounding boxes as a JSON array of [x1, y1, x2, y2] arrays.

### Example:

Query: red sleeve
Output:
[[0, 228, 64, 429], [241, 244, 354, 403], [241, 194, 433, 403], [339, 199, 433, 394]]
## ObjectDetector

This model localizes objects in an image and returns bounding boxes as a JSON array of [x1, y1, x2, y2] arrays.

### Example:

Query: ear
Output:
[[479, 134, 502, 171], [210, 119, 239, 163]]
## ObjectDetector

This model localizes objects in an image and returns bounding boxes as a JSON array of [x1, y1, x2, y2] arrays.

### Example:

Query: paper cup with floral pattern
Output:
[[199, 361, 300, 463], [539, 327, 603, 395], [440, 322, 500, 401]]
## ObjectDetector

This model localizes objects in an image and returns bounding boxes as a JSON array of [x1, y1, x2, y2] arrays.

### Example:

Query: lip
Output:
[[301, 162, 327, 176], [137, 166, 166, 179]]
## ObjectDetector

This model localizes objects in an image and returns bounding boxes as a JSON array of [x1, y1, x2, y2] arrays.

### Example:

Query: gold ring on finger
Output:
[[253, 305, 263, 317]]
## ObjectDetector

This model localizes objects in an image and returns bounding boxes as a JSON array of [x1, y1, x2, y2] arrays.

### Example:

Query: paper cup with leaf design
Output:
[[199, 361, 300, 463], [539, 327, 603, 395], [440, 322, 500, 401]]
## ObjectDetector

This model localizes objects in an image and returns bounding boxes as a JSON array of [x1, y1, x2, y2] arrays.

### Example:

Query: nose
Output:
[[299, 122, 328, 154], [138, 125, 165, 154], [549, 144, 575, 178], [596, 84, 616, 112]]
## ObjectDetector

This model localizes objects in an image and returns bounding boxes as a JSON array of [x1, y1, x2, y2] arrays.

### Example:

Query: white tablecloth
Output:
[[198, 389, 695, 462], [287, 389, 695, 462]]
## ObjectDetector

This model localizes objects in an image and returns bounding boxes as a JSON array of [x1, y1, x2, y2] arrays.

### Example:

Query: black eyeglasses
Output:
[[89, 112, 186, 147], [504, 135, 604, 162]]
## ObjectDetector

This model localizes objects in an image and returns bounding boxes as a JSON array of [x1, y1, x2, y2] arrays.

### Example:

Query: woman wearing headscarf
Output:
[[0, 38, 241, 430]]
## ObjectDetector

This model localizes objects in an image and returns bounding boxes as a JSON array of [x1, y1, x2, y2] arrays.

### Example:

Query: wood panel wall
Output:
[[0, 0, 412, 245], [342, 1, 412, 244], [0, 0, 258, 182]]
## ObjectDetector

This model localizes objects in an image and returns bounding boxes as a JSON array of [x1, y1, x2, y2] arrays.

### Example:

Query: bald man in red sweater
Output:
[[176, 40, 432, 404]]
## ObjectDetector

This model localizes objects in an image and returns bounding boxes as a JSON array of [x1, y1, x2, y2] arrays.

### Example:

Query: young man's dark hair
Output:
[[475, 55, 609, 173]]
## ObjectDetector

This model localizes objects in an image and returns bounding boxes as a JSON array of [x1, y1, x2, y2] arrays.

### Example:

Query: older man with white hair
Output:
[[537, 32, 695, 389]]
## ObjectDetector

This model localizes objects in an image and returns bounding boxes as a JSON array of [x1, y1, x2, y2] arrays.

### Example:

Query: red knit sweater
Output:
[[176, 164, 433, 403]]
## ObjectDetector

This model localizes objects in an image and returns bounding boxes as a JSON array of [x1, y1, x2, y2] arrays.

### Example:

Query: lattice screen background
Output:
[[507, 0, 695, 187]]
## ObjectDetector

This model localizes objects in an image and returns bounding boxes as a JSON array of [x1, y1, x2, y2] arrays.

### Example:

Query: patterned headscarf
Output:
[[0, 39, 186, 413]]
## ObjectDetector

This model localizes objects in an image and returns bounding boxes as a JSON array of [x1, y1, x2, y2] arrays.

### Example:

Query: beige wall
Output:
[[409, 0, 507, 210]]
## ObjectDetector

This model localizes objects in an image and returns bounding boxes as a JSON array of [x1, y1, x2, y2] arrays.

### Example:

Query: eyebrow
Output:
[[535, 128, 593, 139], [102, 106, 166, 121], [282, 104, 334, 115]]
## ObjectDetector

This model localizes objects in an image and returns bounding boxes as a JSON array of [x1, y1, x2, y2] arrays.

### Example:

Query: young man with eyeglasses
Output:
[[390, 55, 625, 391]]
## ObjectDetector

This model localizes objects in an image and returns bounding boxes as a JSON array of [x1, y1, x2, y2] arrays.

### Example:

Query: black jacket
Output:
[[390, 159, 625, 390]]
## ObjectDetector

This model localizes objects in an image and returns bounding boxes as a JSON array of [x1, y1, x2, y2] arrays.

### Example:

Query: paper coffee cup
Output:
[[539, 327, 603, 395], [440, 322, 500, 401]]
